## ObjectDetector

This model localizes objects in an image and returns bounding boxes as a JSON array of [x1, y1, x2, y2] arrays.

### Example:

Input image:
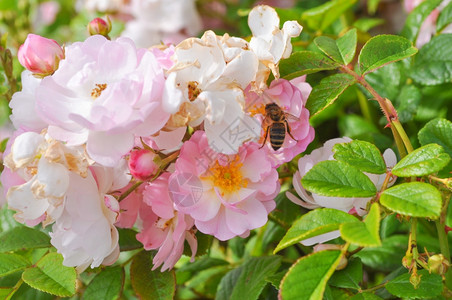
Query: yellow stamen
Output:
[[207, 156, 247, 195], [91, 83, 107, 99]]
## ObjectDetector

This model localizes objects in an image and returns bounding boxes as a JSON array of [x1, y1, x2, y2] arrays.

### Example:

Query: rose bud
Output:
[[87, 17, 112, 39], [128, 149, 159, 181], [18, 34, 65, 77]]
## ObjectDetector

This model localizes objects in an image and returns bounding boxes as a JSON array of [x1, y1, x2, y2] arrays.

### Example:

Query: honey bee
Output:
[[260, 103, 298, 151]]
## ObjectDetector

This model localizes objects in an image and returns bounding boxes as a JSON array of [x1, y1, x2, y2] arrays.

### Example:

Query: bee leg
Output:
[[260, 126, 270, 149], [285, 120, 298, 141]]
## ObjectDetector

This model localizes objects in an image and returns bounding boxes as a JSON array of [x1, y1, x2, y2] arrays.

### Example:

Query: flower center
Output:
[[91, 83, 107, 99], [247, 103, 266, 116], [187, 81, 201, 101], [208, 156, 247, 195]]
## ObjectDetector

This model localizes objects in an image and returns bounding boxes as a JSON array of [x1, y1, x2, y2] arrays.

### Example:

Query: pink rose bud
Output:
[[128, 149, 159, 181], [18, 34, 64, 77], [87, 17, 112, 38]]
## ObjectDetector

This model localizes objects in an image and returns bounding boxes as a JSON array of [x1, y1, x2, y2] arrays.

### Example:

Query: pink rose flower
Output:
[[169, 131, 280, 241], [35, 35, 170, 166], [18, 34, 65, 77], [245, 78, 315, 167], [137, 173, 197, 271]]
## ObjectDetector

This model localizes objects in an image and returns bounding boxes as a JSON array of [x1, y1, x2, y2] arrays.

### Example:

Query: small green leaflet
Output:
[[333, 140, 387, 174], [280, 51, 339, 80], [380, 182, 442, 219], [358, 35, 417, 75], [314, 28, 357, 65], [340, 203, 381, 247], [391, 143, 450, 177], [301, 160, 377, 197]]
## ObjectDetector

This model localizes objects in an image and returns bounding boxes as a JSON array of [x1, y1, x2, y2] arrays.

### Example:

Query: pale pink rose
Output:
[[3, 131, 89, 226], [150, 45, 175, 70], [50, 171, 120, 270], [35, 35, 170, 167], [9, 71, 47, 132], [245, 78, 315, 167], [163, 31, 260, 154], [128, 149, 159, 180], [18, 34, 64, 77], [137, 173, 197, 271], [169, 131, 280, 241], [35, 1, 60, 26], [121, 0, 201, 48]]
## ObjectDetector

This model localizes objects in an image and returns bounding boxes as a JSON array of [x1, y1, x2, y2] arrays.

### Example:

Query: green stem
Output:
[[435, 220, 452, 289], [392, 120, 414, 153], [340, 66, 414, 157], [117, 181, 143, 202], [356, 89, 373, 123], [359, 281, 387, 293], [5, 278, 23, 300], [390, 125, 407, 158]]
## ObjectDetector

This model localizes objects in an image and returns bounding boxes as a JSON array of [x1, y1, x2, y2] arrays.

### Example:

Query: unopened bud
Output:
[[87, 17, 112, 38], [128, 149, 159, 181], [428, 254, 450, 276], [18, 34, 64, 77]]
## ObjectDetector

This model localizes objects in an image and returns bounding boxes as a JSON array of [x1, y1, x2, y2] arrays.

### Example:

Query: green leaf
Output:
[[0, 0, 17, 10], [306, 73, 356, 117], [269, 192, 302, 229], [333, 140, 386, 174], [118, 228, 141, 251], [0, 227, 51, 252], [418, 118, 452, 157], [21, 253, 76, 297], [358, 35, 418, 75], [411, 34, 452, 85], [401, 0, 442, 42], [84, 266, 124, 300], [186, 265, 230, 298], [392, 144, 450, 177], [130, 251, 175, 300], [280, 51, 339, 80], [350, 293, 383, 300], [301, 0, 358, 31], [355, 235, 407, 271], [337, 29, 358, 65], [314, 29, 357, 65], [275, 208, 359, 253], [279, 250, 343, 300], [0, 253, 31, 277], [385, 270, 443, 299], [328, 258, 363, 289], [301, 160, 377, 197], [380, 182, 442, 219], [437, 2, 452, 32], [367, 0, 380, 15], [341, 203, 381, 247], [395, 84, 421, 123], [353, 18, 384, 32], [176, 257, 228, 284], [216, 256, 281, 300]]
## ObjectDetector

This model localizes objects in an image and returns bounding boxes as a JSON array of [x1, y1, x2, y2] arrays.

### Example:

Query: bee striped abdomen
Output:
[[269, 122, 286, 150]]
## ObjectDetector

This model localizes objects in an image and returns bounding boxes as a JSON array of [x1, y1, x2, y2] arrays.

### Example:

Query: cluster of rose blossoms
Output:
[[1, 5, 316, 272]]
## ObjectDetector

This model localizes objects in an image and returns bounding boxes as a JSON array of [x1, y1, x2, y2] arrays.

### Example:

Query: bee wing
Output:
[[285, 112, 300, 122]]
